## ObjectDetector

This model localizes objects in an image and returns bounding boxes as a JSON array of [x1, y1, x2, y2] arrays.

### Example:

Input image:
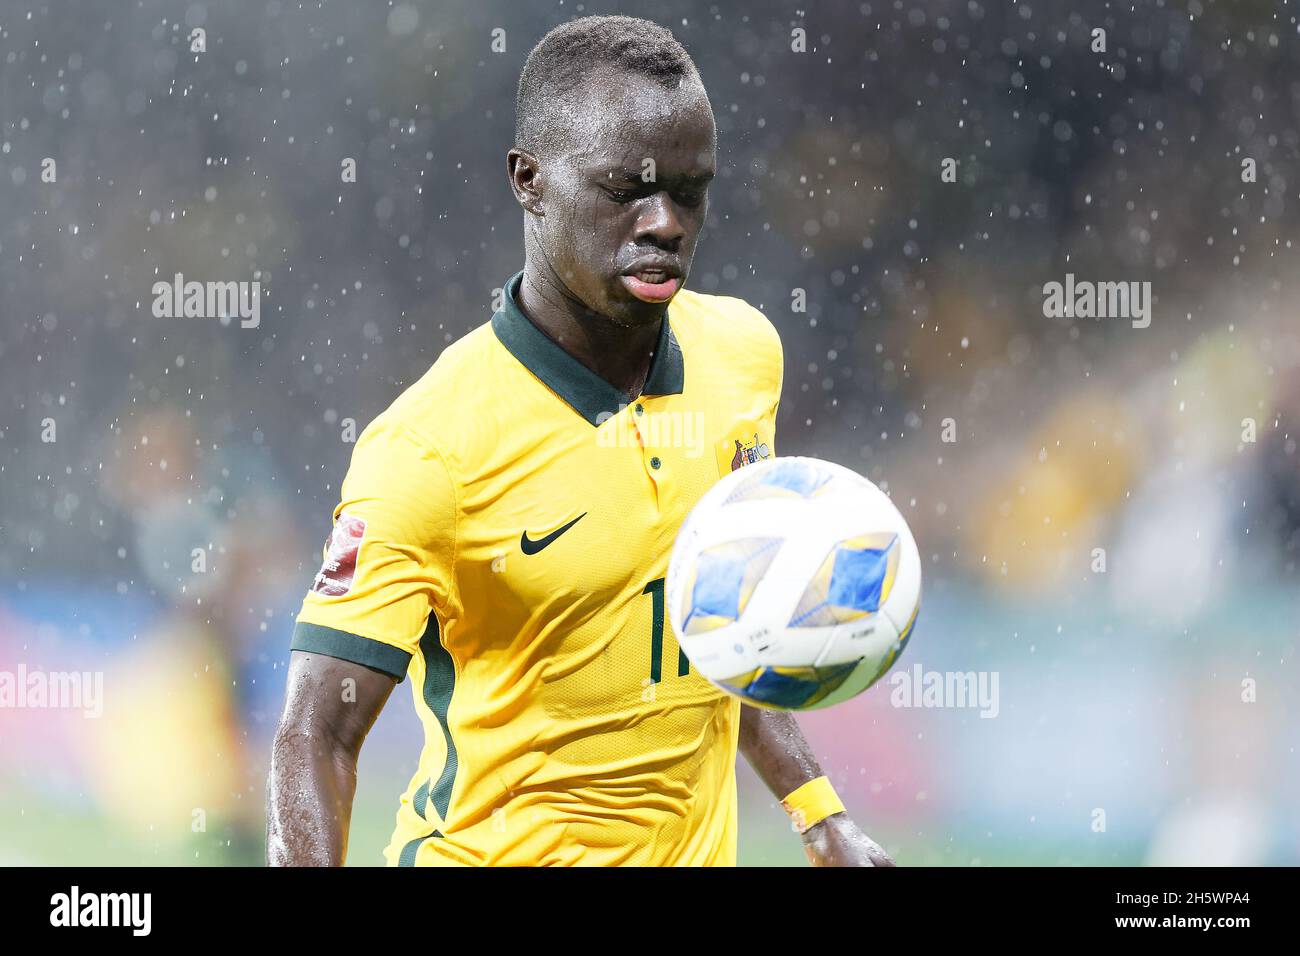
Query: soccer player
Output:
[[267, 15, 894, 867]]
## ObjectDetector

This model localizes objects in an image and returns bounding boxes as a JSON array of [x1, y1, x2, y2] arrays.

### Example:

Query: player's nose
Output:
[[633, 192, 685, 249]]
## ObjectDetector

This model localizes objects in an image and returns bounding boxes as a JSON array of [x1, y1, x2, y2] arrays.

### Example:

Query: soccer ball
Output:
[[666, 456, 921, 710]]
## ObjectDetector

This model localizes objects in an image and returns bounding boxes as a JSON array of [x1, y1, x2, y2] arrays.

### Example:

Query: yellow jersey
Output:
[[292, 270, 782, 866]]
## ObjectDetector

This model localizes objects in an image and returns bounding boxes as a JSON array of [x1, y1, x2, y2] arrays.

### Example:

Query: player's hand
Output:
[[801, 813, 896, 867]]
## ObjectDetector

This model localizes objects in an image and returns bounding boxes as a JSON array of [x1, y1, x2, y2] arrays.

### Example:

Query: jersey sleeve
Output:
[[291, 416, 456, 681], [761, 308, 783, 446], [740, 300, 783, 449]]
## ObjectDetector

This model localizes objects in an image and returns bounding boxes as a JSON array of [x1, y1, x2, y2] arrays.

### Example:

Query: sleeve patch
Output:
[[311, 513, 366, 596]]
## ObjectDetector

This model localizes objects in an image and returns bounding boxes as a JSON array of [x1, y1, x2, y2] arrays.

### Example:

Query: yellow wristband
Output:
[[780, 775, 845, 834]]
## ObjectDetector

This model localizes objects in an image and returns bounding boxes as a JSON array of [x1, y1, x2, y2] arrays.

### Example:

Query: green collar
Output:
[[491, 270, 685, 426]]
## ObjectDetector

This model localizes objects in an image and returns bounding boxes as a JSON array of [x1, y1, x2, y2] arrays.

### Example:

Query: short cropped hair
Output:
[[515, 15, 702, 153]]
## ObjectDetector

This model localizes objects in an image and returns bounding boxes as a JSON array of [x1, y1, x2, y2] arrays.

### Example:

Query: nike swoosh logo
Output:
[[520, 513, 587, 555]]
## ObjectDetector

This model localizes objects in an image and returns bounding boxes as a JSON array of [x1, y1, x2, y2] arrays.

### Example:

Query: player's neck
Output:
[[516, 267, 663, 402]]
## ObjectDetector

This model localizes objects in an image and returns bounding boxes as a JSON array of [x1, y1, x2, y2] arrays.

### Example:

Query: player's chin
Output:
[[605, 285, 674, 327]]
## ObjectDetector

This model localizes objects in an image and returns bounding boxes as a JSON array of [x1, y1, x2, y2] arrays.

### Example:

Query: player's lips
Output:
[[619, 262, 682, 303]]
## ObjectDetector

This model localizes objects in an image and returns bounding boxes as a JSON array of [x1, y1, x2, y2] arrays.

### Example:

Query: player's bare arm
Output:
[[738, 706, 896, 867], [267, 651, 396, 866]]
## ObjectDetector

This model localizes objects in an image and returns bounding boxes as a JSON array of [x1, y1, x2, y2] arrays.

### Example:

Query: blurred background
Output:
[[2, 0, 1298, 865]]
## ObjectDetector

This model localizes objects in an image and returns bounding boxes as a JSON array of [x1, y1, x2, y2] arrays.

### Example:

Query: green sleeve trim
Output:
[[291, 621, 413, 681]]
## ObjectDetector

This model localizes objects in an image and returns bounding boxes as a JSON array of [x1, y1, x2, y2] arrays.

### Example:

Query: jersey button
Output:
[[650, 456, 662, 470], [635, 403, 644, 416]]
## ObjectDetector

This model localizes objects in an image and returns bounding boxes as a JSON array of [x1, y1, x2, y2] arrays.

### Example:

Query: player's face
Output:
[[538, 72, 717, 327]]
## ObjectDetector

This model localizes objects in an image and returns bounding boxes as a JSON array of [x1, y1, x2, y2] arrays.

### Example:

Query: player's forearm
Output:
[[739, 705, 896, 865], [266, 725, 358, 866], [267, 651, 396, 866], [737, 705, 826, 800]]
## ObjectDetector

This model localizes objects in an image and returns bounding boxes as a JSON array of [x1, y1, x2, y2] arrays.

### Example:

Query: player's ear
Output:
[[507, 148, 544, 215]]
